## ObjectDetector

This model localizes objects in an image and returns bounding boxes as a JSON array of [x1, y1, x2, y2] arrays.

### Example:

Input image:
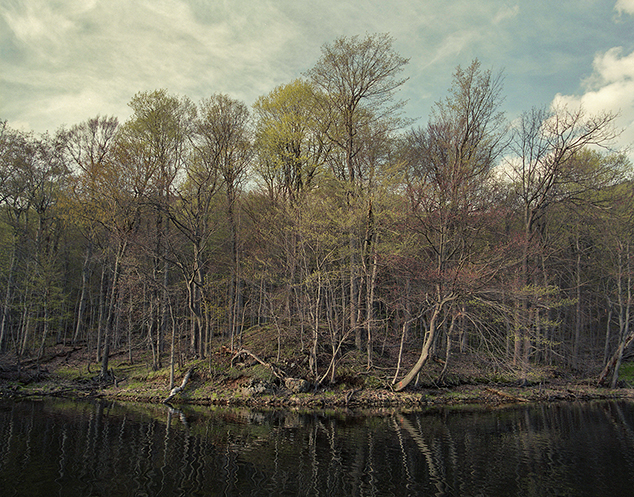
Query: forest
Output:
[[1, 33, 633, 392]]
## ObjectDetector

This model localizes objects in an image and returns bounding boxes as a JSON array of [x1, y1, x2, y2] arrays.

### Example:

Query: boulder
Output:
[[242, 378, 275, 396], [284, 377, 310, 393]]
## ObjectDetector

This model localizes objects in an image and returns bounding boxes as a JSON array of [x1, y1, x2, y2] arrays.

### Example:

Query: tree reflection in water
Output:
[[1, 399, 633, 496]]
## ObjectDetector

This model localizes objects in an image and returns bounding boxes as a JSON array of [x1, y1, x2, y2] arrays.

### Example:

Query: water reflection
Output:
[[1, 398, 633, 496]]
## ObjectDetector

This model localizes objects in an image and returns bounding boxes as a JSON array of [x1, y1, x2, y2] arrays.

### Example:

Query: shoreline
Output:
[[2, 375, 633, 410], [3, 345, 634, 410]]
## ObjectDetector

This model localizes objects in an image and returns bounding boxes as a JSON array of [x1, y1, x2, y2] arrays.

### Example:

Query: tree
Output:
[[0, 124, 33, 352], [196, 94, 252, 350], [306, 33, 409, 350], [251, 80, 331, 362], [253, 79, 327, 204], [0, 126, 71, 361], [62, 116, 120, 346], [119, 90, 195, 373], [168, 131, 223, 360], [504, 106, 623, 380], [307, 33, 409, 183], [592, 179, 634, 387], [394, 60, 507, 391]]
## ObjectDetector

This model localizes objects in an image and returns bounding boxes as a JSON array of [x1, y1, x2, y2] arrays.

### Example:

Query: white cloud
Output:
[[553, 46, 634, 154], [2, 0, 633, 140], [615, 0, 634, 15], [551, 3, 634, 155]]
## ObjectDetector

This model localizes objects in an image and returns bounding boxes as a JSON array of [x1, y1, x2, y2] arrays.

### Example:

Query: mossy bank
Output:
[[2, 344, 634, 409]]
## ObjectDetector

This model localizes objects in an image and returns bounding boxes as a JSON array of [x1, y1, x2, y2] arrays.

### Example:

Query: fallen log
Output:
[[230, 349, 286, 380], [163, 367, 194, 404]]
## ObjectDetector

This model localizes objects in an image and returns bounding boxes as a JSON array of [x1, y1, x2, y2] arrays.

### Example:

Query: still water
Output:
[[1, 397, 633, 496]]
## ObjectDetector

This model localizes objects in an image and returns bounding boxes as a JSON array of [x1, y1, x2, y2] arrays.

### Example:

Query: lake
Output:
[[1, 397, 633, 496]]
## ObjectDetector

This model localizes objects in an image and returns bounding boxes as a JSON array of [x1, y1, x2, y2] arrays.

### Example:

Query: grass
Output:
[[618, 360, 634, 386]]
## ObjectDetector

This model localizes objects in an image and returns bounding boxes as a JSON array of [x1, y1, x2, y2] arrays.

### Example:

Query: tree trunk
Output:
[[366, 241, 378, 369], [95, 266, 106, 363], [169, 299, 176, 390], [350, 232, 361, 350], [394, 296, 451, 392], [598, 330, 634, 387], [73, 242, 92, 344], [309, 274, 321, 378], [0, 237, 18, 353], [101, 240, 127, 379], [603, 298, 613, 367], [438, 312, 457, 384], [572, 232, 582, 368]]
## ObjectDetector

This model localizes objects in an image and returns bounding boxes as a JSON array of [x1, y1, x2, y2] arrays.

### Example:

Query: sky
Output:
[[2, 0, 634, 153]]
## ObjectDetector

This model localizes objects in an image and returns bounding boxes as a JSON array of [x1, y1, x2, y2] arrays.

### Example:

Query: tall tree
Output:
[[253, 79, 327, 204], [306, 33, 409, 350], [0, 124, 33, 352], [0, 126, 70, 360], [196, 94, 252, 350], [505, 106, 623, 381], [168, 132, 223, 360], [62, 116, 120, 346], [252, 79, 330, 361], [395, 60, 507, 391], [102, 90, 195, 374]]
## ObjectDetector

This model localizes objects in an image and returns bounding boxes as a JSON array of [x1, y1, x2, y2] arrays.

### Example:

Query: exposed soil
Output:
[[1, 343, 633, 409]]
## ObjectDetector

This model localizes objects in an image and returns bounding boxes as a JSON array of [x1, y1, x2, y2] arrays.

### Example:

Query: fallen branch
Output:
[[163, 367, 194, 404], [19, 347, 82, 367], [485, 387, 528, 403], [230, 349, 286, 380]]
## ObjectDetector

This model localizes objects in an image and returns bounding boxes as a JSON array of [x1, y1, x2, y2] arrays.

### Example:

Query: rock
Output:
[[242, 379, 275, 396], [284, 378, 310, 393]]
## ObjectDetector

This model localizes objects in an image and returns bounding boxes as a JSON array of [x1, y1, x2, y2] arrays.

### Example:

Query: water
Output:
[[1, 397, 633, 496]]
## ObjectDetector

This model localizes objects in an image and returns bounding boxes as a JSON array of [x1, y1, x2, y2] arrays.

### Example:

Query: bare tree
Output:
[[196, 94, 252, 350], [307, 33, 409, 350], [395, 61, 507, 391], [504, 105, 622, 381], [62, 116, 120, 346]]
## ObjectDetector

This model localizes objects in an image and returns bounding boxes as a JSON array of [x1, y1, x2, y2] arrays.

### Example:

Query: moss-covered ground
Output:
[[2, 331, 634, 409]]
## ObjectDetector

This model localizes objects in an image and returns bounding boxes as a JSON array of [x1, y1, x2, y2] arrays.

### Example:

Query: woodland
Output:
[[1, 33, 633, 393]]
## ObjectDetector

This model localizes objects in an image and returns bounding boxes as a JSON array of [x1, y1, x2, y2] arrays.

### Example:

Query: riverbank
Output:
[[2, 344, 633, 409]]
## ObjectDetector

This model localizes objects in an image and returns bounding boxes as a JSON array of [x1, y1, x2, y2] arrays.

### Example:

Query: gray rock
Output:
[[242, 379, 275, 396], [284, 377, 310, 393]]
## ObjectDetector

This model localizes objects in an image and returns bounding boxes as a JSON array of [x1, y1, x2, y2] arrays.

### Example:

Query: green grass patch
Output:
[[56, 365, 91, 382], [618, 361, 634, 385]]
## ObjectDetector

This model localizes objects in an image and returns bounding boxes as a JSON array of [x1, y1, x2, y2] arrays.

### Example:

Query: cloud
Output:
[[553, 46, 634, 153], [549, 2, 634, 155], [493, 4, 519, 24], [1, 0, 632, 141], [4, 0, 518, 132], [1, 0, 301, 131], [553, 0, 634, 157], [615, 0, 634, 15]]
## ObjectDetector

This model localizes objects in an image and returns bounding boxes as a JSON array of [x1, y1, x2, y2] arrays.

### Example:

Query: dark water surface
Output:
[[1, 397, 633, 496]]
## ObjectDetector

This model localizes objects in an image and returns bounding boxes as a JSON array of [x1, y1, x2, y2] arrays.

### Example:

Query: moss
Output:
[[618, 361, 634, 385], [249, 364, 276, 382], [363, 375, 384, 389]]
